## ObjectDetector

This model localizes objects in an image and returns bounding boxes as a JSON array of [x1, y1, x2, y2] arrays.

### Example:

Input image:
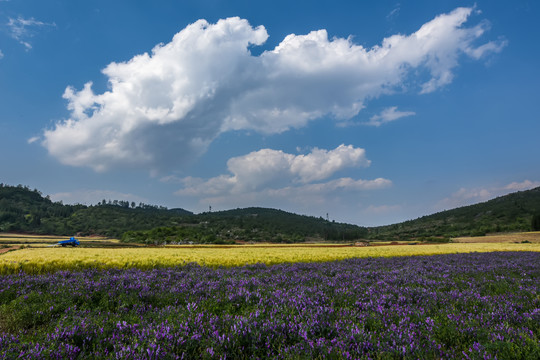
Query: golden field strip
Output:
[[1, 242, 539, 274]]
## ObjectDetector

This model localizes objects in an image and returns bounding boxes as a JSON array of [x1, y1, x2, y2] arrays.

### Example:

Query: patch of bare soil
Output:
[[0, 246, 21, 254]]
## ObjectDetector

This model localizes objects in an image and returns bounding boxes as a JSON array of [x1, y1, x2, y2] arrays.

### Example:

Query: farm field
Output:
[[453, 231, 540, 243], [0, 252, 538, 359], [0, 234, 121, 250], [1, 242, 539, 274]]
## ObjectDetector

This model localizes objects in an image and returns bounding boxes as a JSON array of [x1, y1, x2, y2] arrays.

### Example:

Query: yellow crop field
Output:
[[1, 242, 539, 274]]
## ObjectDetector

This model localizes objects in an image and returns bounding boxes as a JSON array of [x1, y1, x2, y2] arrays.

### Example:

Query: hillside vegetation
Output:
[[1, 183, 540, 243], [123, 207, 367, 244], [369, 187, 540, 240], [0, 184, 191, 238], [0, 184, 366, 242]]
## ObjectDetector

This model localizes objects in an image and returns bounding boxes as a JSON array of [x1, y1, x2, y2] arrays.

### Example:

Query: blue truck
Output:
[[57, 237, 80, 247]]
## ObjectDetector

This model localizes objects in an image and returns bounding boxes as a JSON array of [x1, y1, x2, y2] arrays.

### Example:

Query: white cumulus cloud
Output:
[[176, 144, 373, 195], [42, 8, 505, 173], [174, 145, 391, 211], [167, 144, 395, 219]]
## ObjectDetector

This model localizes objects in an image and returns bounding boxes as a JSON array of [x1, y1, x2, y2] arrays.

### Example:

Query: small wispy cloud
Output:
[[7, 16, 56, 50], [0, 50, 4, 59], [160, 175, 185, 184], [387, 4, 401, 21], [503, 180, 540, 192], [27, 136, 40, 144], [366, 106, 415, 127]]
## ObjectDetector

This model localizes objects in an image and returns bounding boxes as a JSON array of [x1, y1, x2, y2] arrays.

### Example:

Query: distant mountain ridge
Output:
[[1, 183, 539, 242]]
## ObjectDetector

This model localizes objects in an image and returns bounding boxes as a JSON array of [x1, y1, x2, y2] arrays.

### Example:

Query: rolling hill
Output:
[[0, 184, 192, 237], [0, 184, 366, 241], [1, 183, 539, 242], [368, 187, 540, 240]]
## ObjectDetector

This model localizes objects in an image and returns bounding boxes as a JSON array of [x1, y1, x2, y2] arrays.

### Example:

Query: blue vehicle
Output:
[[57, 237, 80, 247]]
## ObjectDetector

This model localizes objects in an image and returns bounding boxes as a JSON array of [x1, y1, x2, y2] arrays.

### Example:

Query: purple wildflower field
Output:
[[0, 252, 539, 359]]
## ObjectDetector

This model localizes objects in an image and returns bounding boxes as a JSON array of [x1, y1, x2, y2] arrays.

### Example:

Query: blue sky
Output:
[[1, 0, 539, 226]]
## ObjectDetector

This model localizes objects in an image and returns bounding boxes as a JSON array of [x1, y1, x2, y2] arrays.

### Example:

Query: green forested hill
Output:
[[110, 207, 369, 244], [189, 207, 367, 242], [0, 184, 192, 237], [2, 183, 539, 242], [0, 184, 83, 234], [368, 187, 540, 240], [0, 184, 366, 241]]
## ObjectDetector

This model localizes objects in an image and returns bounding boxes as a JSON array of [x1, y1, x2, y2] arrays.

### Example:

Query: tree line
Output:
[[0, 184, 367, 242], [2, 183, 540, 242]]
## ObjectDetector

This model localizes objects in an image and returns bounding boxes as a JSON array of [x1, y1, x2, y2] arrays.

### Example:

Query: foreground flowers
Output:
[[0, 252, 539, 359]]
